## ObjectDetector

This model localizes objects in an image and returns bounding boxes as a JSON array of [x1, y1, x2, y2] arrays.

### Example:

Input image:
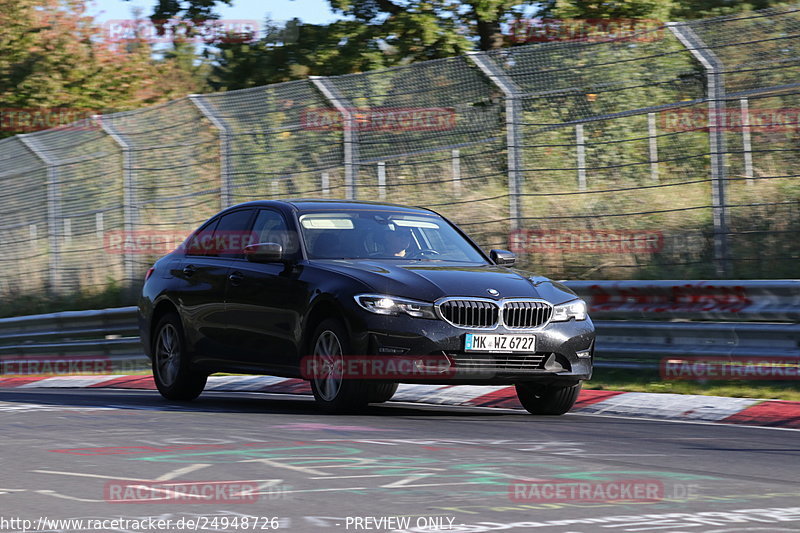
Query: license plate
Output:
[[464, 333, 536, 353]]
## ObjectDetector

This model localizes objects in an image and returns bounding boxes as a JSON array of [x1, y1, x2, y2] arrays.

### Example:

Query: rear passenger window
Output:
[[185, 219, 219, 257], [186, 209, 253, 258], [208, 209, 255, 258]]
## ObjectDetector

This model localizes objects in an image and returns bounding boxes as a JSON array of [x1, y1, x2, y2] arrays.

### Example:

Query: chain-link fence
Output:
[[2, 6, 800, 299]]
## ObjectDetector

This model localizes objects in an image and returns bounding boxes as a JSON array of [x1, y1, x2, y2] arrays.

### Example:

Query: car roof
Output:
[[225, 198, 438, 215]]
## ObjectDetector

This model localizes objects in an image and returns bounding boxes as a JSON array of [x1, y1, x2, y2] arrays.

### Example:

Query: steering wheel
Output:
[[408, 248, 440, 259]]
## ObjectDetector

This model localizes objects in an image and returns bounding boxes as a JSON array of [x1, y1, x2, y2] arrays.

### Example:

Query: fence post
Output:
[[648, 112, 659, 183], [575, 124, 587, 191], [668, 22, 730, 277], [321, 171, 330, 197], [377, 162, 386, 200], [94, 115, 137, 291], [740, 97, 754, 185], [96, 212, 104, 241], [189, 95, 232, 209], [310, 76, 358, 200], [467, 52, 525, 231], [18, 135, 61, 295], [451, 149, 461, 193]]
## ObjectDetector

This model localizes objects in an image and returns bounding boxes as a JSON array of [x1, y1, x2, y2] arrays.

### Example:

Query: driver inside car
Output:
[[385, 228, 413, 257]]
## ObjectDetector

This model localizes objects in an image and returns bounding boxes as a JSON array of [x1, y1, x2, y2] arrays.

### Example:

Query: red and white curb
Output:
[[1, 374, 798, 429]]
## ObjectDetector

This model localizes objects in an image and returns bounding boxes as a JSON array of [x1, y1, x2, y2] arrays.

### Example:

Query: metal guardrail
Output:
[[0, 281, 797, 374], [566, 280, 800, 368], [565, 280, 800, 322], [592, 321, 800, 370], [0, 306, 140, 356]]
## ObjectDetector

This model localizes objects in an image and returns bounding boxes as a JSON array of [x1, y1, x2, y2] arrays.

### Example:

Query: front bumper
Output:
[[347, 311, 595, 385]]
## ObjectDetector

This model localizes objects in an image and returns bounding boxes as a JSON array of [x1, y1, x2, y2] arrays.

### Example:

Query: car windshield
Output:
[[298, 210, 488, 263]]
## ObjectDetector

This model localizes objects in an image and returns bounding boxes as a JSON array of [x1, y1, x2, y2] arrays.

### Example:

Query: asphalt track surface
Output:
[[0, 388, 799, 533]]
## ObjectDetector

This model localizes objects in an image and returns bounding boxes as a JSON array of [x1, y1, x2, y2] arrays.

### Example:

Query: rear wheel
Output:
[[515, 382, 582, 415], [152, 313, 207, 401], [308, 318, 370, 413]]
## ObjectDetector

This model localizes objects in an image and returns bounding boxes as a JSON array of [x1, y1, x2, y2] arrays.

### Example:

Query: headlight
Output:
[[355, 294, 437, 319], [551, 299, 587, 321]]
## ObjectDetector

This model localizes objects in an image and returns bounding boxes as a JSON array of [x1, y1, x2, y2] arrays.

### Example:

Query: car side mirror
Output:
[[490, 249, 516, 266], [244, 242, 283, 263]]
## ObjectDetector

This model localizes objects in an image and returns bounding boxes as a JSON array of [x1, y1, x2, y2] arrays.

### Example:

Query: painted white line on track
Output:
[[564, 411, 800, 432], [154, 463, 211, 481], [17, 376, 116, 388], [240, 458, 328, 476], [577, 391, 761, 421], [32, 469, 152, 481], [205, 375, 292, 391]]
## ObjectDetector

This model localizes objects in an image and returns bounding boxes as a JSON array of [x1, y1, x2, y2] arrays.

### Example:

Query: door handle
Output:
[[228, 271, 244, 286], [182, 264, 196, 277]]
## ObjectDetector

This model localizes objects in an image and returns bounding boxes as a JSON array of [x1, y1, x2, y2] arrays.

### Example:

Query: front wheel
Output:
[[369, 382, 398, 403], [152, 313, 207, 401], [308, 318, 370, 413], [515, 382, 582, 415]]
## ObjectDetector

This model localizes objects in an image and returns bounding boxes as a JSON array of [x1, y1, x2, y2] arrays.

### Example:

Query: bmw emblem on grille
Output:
[[487, 288, 500, 296]]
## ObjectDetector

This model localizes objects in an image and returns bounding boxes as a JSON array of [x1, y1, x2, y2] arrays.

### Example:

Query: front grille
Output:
[[449, 353, 547, 372], [438, 299, 499, 328], [503, 300, 553, 329]]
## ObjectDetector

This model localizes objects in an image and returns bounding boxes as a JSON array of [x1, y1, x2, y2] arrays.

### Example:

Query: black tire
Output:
[[151, 313, 207, 401], [515, 382, 582, 415], [369, 382, 399, 403], [308, 318, 371, 413]]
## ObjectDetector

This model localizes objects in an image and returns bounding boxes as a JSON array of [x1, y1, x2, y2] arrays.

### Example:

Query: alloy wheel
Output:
[[155, 323, 181, 387], [313, 330, 344, 401]]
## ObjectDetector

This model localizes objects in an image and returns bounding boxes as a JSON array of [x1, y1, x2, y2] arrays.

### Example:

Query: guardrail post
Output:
[[94, 116, 137, 291], [189, 95, 232, 208], [467, 52, 525, 230], [668, 22, 730, 277], [18, 135, 62, 295], [310, 76, 358, 200]]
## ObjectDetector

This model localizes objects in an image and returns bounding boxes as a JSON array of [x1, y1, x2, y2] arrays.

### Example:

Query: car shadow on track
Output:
[[0, 388, 528, 417]]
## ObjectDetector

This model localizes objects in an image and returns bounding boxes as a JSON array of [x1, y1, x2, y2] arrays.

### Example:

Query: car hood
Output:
[[313, 260, 578, 304]]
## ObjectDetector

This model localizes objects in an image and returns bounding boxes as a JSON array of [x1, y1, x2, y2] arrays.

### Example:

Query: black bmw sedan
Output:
[[139, 200, 594, 414]]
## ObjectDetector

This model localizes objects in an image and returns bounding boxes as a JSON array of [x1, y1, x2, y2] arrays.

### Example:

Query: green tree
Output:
[[125, 0, 232, 22], [669, 0, 793, 19], [0, 0, 208, 137], [208, 18, 393, 89], [329, 0, 522, 52]]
